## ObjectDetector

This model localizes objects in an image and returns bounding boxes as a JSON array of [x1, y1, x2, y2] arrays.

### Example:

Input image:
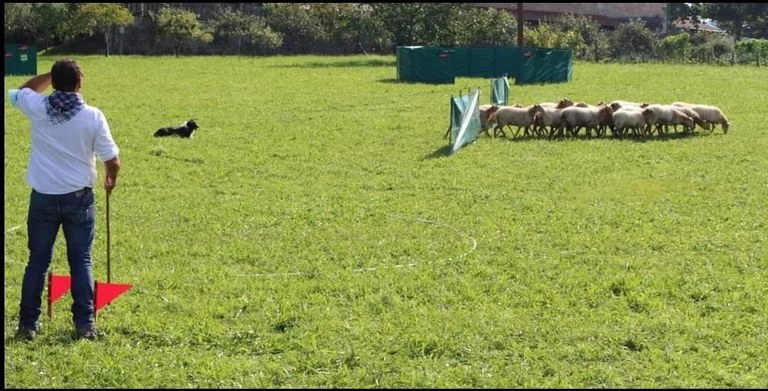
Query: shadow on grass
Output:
[[150, 153, 205, 164], [500, 129, 718, 143], [4, 332, 90, 347], [378, 78, 454, 85], [271, 58, 395, 69], [421, 144, 453, 160]]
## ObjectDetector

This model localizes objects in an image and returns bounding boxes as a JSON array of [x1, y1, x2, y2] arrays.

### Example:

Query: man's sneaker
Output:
[[16, 326, 38, 341], [75, 326, 98, 341]]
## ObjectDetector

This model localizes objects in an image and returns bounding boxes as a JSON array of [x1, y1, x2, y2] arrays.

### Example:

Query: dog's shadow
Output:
[[149, 149, 205, 164]]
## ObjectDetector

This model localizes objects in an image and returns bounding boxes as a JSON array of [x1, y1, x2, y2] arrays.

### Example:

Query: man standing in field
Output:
[[10, 58, 121, 341]]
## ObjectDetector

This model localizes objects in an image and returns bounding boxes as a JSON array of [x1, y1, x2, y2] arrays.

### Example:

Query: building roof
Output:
[[671, 19, 725, 34]]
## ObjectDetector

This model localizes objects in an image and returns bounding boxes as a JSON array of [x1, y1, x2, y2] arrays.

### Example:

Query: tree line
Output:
[[4, 3, 767, 65]]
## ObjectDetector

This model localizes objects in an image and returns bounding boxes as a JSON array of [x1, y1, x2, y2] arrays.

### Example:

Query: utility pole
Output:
[[517, 3, 524, 47]]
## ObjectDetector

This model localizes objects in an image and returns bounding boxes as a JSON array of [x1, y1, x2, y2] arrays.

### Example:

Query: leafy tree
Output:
[[151, 7, 213, 57], [263, 3, 328, 54], [211, 8, 282, 55], [609, 18, 658, 62], [72, 3, 134, 57], [371, 3, 429, 47], [735, 38, 768, 66], [339, 4, 391, 53], [658, 33, 692, 63], [418, 3, 470, 47], [743, 12, 768, 39], [370, 3, 416, 47], [245, 18, 283, 54], [13, 3, 77, 51], [4, 3, 35, 44], [551, 13, 607, 61], [307, 3, 389, 54], [667, 3, 696, 25], [372, 3, 475, 48], [693, 3, 768, 40], [459, 7, 517, 47], [524, 22, 575, 49]]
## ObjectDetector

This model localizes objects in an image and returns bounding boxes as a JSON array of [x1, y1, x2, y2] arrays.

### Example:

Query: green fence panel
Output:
[[396, 46, 455, 84], [4, 43, 37, 76], [398, 46, 572, 85], [516, 47, 573, 85]]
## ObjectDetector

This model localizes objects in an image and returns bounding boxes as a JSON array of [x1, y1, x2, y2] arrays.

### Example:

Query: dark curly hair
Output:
[[51, 58, 84, 92]]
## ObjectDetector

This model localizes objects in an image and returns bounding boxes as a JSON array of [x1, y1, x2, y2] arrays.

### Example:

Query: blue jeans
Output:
[[19, 187, 96, 330]]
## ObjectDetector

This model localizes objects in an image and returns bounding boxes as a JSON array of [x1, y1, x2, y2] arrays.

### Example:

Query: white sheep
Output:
[[533, 107, 564, 137], [611, 108, 648, 137], [559, 105, 614, 138], [487, 104, 545, 138], [666, 104, 710, 132], [672, 102, 730, 133], [641, 105, 694, 135]]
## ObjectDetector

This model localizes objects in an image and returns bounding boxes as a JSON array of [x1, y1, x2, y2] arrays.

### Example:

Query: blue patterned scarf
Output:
[[46, 90, 85, 125]]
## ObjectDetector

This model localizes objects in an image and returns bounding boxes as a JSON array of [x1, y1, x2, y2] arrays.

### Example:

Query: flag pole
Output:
[[47, 273, 53, 319], [106, 190, 111, 283]]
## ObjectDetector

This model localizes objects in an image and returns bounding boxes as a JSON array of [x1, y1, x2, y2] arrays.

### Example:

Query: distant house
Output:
[[669, 19, 726, 35]]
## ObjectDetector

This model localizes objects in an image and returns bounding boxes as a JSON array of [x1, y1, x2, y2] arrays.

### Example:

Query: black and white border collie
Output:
[[154, 119, 199, 138]]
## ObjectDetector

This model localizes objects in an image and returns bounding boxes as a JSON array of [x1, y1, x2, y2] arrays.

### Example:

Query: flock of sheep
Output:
[[475, 99, 730, 140]]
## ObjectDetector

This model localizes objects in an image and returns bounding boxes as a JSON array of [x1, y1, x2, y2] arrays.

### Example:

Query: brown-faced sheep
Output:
[[540, 98, 574, 110], [559, 105, 614, 138], [487, 104, 545, 139], [609, 100, 645, 113], [444, 104, 501, 140], [477, 104, 501, 138]]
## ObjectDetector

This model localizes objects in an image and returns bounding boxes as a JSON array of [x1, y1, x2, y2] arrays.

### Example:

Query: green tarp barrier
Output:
[[396, 46, 455, 84], [490, 76, 510, 106], [448, 88, 481, 155], [396, 46, 572, 85], [452, 47, 525, 78], [4, 43, 37, 76], [516, 48, 573, 85]]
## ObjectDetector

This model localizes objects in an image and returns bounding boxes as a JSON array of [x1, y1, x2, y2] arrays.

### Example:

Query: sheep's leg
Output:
[[548, 126, 557, 139], [643, 124, 651, 136], [494, 124, 507, 139], [570, 126, 581, 137]]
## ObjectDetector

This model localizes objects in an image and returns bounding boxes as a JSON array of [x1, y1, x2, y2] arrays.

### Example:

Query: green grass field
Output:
[[4, 55, 767, 388]]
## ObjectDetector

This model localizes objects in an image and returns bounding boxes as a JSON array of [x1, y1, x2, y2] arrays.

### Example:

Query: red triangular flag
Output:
[[49, 274, 72, 304], [94, 281, 133, 312]]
